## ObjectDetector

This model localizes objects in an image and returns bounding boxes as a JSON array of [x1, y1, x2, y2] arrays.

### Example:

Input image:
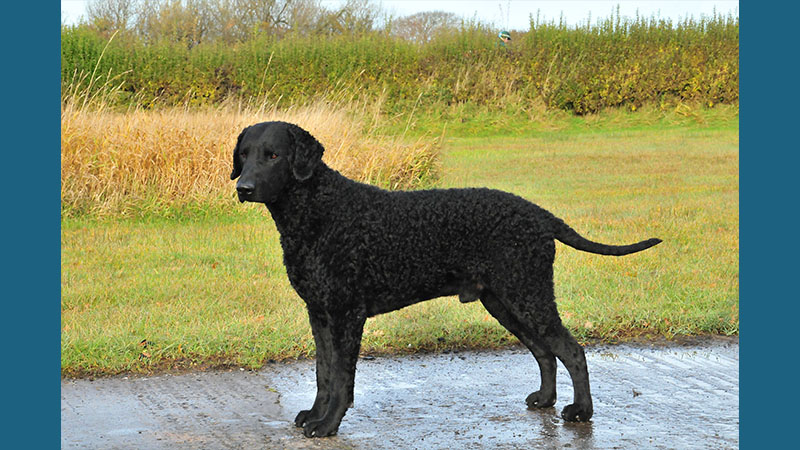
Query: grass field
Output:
[[61, 107, 738, 377]]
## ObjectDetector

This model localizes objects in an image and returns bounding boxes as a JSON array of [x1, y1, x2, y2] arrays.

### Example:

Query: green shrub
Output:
[[61, 11, 738, 115]]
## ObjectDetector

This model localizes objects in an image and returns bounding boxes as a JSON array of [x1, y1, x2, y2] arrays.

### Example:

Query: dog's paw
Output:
[[526, 390, 556, 409], [302, 418, 340, 438], [560, 403, 593, 422], [294, 410, 314, 428]]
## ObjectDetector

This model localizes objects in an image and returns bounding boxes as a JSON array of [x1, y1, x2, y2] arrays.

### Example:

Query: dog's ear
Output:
[[230, 127, 247, 180], [286, 124, 324, 181]]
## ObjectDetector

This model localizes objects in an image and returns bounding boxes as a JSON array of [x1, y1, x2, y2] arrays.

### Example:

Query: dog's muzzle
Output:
[[236, 183, 254, 203]]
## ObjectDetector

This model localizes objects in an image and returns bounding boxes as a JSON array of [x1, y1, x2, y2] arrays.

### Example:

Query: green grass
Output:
[[61, 109, 738, 377], [440, 125, 738, 342]]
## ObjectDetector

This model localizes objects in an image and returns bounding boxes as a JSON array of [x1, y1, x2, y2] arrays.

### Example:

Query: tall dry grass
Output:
[[61, 98, 441, 218]]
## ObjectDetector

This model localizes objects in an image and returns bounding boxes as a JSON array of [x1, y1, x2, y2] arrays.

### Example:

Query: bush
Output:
[[60, 10, 738, 115]]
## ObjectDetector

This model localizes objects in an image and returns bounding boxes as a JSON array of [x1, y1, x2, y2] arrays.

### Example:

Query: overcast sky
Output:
[[61, 0, 739, 30]]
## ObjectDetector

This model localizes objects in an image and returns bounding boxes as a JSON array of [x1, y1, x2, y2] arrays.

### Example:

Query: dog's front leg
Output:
[[302, 310, 366, 438], [295, 310, 332, 428]]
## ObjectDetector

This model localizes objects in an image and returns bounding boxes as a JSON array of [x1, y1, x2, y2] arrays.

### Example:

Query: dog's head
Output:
[[230, 121, 324, 204]]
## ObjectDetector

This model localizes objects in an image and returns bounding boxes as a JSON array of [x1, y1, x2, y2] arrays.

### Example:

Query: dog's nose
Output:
[[236, 183, 254, 196]]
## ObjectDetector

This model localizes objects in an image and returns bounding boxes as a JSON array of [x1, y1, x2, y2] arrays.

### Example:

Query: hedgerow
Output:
[[61, 11, 738, 114]]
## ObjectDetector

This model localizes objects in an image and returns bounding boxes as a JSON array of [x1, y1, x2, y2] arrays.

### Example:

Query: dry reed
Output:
[[61, 99, 441, 218]]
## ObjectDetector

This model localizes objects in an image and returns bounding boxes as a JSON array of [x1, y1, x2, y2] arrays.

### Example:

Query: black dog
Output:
[[231, 121, 661, 437]]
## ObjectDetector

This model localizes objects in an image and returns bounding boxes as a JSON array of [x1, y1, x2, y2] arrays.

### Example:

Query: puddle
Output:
[[62, 338, 738, 449]]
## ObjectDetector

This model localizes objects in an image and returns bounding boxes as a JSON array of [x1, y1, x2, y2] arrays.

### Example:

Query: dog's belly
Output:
[[364, 275, 486, 317]]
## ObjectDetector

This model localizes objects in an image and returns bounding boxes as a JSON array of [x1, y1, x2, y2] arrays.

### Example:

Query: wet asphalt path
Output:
[[61, 337, 738, 449]]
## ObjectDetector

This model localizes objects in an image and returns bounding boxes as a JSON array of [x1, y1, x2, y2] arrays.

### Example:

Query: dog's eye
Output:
[[269, 152, 278, 160]]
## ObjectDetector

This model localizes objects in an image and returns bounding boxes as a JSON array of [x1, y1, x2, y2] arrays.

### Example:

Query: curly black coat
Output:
[[231, 121, 661, 437]]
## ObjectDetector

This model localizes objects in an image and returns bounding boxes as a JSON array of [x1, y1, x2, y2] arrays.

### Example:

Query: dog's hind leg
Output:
[[506, 267, 594, 422], [526, 272, 593, 421], [481, 293, 557, 409], [489, 241, 593, 422], [540, 324, 593, 422]]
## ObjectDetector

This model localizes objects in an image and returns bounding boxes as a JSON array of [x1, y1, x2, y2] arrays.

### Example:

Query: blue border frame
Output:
[[740, 2, 796, 447], [4, 2, 60, 447], [26, 1, 783, 447]]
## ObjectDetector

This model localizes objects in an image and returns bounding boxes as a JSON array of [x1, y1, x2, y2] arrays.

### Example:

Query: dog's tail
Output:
[[554, 220, 662, 256]]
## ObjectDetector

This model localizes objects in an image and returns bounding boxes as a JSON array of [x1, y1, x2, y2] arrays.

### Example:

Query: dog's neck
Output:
[[265, 163, 343, 245]]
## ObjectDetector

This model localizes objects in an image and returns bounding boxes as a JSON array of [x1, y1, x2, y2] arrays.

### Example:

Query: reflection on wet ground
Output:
[[62, 337, 738, 449]]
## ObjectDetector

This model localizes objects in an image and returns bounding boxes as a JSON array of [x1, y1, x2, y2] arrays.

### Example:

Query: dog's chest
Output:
[[279, 234, 348, 301], [279, 237, 317, 295]]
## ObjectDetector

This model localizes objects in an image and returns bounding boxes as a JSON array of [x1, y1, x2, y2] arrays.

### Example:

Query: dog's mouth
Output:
[[237, 192, 254, 203], [237, 191, 276, 205]]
